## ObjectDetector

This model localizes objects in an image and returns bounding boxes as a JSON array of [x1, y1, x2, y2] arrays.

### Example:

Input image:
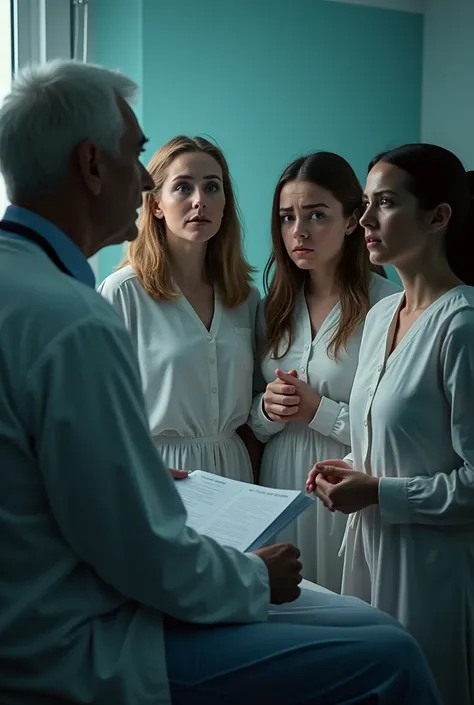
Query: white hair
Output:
[[0, 59, 138, 201]]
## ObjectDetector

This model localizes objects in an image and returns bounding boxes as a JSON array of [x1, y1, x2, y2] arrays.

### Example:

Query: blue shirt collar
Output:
[[2, 205, 96, 289]]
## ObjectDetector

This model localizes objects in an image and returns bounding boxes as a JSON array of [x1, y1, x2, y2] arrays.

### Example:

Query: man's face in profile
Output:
[[95, 99, 153, 250]]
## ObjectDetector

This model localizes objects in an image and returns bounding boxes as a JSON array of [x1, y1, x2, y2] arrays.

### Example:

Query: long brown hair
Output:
[[264, 152, 372, 360], [119, 135, 254, 307]]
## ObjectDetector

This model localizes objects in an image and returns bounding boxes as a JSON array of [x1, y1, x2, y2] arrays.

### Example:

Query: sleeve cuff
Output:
[[244, 552, 270, 618], [378, 476, 411, 524], [257, 396, 286, 434], [308, 396, 341, 436], [343, 452, 354, 468]]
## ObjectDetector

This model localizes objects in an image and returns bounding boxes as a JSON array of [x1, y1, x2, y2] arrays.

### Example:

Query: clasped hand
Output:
[[306, 460, 379, 514], [263, 368, 321, 424]]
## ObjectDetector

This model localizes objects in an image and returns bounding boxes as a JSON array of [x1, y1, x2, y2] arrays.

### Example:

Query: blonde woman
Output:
[[250, 152, 400, 592], [99, 136, 260, 481]]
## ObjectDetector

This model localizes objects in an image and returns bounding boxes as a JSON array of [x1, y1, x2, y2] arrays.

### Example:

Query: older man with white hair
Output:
[[0, 60, 442, 705]]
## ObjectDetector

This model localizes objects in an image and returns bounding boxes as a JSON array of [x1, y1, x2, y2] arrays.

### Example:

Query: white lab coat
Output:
[[99, 266, 259, 482], [341, 285, 474, 705], [0, 233, 269, 705], [250, 273, 400, 591]]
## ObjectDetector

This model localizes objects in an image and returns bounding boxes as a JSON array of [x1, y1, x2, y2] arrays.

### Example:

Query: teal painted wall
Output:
[[93, 0, 422, 287], [92, 0, 143, 279]]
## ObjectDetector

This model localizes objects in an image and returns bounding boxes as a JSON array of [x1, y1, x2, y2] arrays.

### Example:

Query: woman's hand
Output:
[[307, 460, 379, 514], [306, 458, 349, 493], [263, 369, 321, 424]]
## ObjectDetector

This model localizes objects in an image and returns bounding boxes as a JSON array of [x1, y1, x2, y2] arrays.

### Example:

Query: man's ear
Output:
[[76, 139, 103, 196]]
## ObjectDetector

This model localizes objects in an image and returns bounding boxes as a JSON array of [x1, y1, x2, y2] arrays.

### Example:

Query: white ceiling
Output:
[[324, 0, 426, 13]]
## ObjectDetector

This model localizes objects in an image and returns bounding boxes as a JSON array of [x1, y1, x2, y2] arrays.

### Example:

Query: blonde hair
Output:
[[119, 135, 254, 307]]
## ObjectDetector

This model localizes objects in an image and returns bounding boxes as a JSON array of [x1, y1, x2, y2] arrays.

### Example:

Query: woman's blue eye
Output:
[[175, 182, 221, 194], [310, 212, 324, 220]]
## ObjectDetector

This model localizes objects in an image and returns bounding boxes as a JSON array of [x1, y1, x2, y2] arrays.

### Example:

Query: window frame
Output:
[[11, 0, 98, 277], [13, 0, 73, 71]]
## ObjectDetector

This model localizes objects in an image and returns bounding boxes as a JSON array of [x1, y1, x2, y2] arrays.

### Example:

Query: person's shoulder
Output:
[[97, 265, 139, 299], [246, 284, 262, 309], [234, 284, 261, 305], [228, 284, 262, 320], [368, 273, 403, 311], [438, 288, 474, 370], [365, 285, 403, 327], [248, 284, 261, 300], [441, 285, 474, 338], [256, 290, 271, 328], [369, 272, 402, 305], [3, 255, 119, 327], [1, 262, 129, 369], [448, 284, 474, 309]]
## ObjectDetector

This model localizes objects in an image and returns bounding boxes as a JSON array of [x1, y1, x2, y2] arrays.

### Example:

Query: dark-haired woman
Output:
[[308, 144, 474, 704], [250, 152, 399, 592]]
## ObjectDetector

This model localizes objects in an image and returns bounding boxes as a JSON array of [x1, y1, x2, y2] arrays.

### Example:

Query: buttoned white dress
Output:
[[99, 265, 259, 482], [250, 273, 400, 591], [341, 285, 474, 705]]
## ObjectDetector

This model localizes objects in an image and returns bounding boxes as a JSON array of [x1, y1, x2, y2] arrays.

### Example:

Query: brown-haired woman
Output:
[[250, 152, 400, 592], [99, 135, 260, 482]]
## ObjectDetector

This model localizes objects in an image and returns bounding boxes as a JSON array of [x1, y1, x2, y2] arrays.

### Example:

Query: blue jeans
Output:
[[165, 589, 443, 705]]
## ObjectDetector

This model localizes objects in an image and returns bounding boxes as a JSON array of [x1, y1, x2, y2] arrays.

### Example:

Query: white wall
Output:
[[422, 0, 474, 168]]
